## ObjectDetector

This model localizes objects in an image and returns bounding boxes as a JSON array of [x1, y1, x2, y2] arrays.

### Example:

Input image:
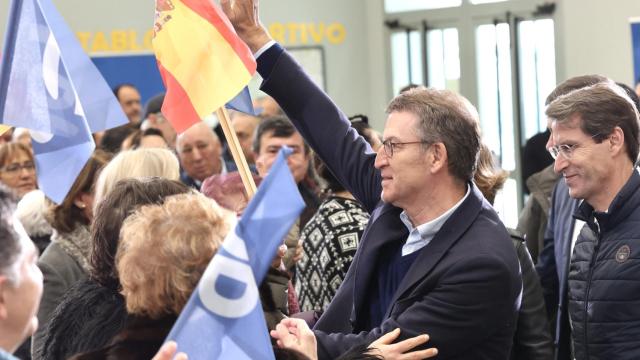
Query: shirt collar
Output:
[[400, 184, 471, 239]]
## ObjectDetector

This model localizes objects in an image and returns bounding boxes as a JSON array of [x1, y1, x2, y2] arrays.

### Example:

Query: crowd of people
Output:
[[2, 0, 640, 359]]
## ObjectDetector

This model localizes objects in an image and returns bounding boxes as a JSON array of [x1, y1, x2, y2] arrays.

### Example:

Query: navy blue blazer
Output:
[[536, 179, 579, 360], [258, 45, 521, 360]]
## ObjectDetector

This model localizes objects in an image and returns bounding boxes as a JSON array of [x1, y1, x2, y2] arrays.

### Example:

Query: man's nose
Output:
[[191, 148, 203, 161], [553, 155, 568, 174], [374, 146, 388, 169]]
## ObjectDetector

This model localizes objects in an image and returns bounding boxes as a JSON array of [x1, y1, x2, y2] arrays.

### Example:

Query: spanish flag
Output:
[[152, 0, 256, 133]]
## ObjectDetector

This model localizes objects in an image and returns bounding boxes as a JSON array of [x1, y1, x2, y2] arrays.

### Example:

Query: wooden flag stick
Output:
[[216, 107, 257, 199]]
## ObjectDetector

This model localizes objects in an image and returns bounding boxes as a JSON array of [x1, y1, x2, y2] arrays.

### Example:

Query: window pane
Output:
[[391, 31, 423, 95], [427, 28, 460, 92], [518, 19, 556, 140], [475, 23, 514, 171], [385, 0, 462, 13]]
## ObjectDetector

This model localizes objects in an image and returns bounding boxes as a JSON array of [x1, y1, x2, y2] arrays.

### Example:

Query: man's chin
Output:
[[380, 190, 392, 204]]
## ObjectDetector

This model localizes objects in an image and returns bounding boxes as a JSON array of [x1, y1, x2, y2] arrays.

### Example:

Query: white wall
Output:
[[555, 0, 640, 84]]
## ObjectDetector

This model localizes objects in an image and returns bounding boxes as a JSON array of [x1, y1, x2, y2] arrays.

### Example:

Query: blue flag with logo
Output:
[[0, 0, 128, 203], [166, 147, 304, 359]]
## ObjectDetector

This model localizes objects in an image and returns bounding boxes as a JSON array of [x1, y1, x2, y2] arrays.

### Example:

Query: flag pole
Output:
[[216, 107, 257, 199], [0, 0, 24, 120]]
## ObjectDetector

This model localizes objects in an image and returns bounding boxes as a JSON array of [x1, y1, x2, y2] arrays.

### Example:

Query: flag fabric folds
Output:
[[166, 147, 305, 359], [152, 0, 257, 134], [0, 0, 128, 203], [226, 86, 256, 116]]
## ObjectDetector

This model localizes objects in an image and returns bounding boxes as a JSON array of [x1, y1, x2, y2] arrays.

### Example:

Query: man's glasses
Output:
[[382, 139, 429, 158], [547, 133, 603, 160], [1, 161, 35, 174]]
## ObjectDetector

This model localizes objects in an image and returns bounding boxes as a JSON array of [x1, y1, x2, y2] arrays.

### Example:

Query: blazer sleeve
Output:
[[259, 50, 382, 213], [314, 254, 517, 359]]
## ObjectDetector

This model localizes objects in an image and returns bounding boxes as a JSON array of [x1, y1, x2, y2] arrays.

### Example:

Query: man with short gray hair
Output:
[[546, 81, 640, 359], [176, 122, 234, 190]]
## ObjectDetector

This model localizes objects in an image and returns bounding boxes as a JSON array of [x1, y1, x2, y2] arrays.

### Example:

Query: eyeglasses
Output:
[[547, 133, 604, 160], [1, 161, 35, 174], [382, 139, 429, 158]]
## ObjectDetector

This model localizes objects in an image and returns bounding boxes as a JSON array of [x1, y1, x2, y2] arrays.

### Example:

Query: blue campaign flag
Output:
[[167, 147, 305, 359], [226, 86, 256, 116], [0, 0, 127, 203]]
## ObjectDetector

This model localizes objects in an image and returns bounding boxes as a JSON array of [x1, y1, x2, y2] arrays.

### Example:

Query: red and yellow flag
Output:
[[152, 0, 256, 134]]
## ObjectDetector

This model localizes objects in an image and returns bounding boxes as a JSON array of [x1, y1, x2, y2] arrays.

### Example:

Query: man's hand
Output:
[[368, 328, 438, 359], [270, 318, 318, 360], [220, 0, 272, 52], [152, 341, 188, 360]]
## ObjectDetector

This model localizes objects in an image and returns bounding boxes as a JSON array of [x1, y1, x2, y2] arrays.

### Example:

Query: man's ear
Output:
[[608, 126, 626, 156], [429, 142, 448, 173], [0, 276, 9, 320]]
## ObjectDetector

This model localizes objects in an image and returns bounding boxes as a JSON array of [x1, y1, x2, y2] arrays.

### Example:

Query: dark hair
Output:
[[545, 75, 608, 105], [99, 123, 138, 154], [336, 343, 384, 360], [144, 93, 165, 119], [352, 123, 380, 147], [89, 177, 191, 290], [546, 82, 640, 163], [273, 347, 313, 360], [0, 184, 20, 283], [474, 144, 508, 204], [616, 82, 640, 113], [253, 116, 310, 155], [128, 128, 166, 149], [49, 150, 112, 233], [386, 87, 481, 182], [112, 83, 137, 101]]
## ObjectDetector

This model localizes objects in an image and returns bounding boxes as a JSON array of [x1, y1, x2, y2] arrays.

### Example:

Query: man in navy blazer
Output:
[[223, 2, 521, 359]]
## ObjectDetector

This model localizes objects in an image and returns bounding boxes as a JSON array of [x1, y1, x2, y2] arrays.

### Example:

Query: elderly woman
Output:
[[70, 193, 233, 359], [32, 150, 184, 360], [0, 143, 36, 199], [0, 185, 42, 360], [31, 150, 111, 349]]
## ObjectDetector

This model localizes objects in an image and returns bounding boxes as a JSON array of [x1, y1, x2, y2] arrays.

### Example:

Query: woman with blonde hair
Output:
[[0, 142, 36, 199], [93, 147, 180, 206]]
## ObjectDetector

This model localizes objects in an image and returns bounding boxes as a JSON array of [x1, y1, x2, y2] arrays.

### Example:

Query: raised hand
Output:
[[220, 0, 272, 52]]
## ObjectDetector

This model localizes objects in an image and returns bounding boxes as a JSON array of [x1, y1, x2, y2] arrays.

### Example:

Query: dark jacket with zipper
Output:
[[568, 169, 640, 359]]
